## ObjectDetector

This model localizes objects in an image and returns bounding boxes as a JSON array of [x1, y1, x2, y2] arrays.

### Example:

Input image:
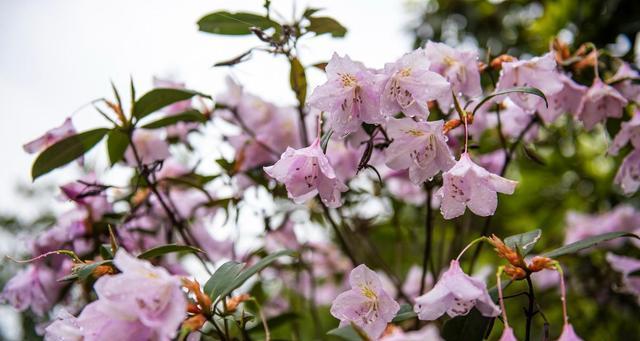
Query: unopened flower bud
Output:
[[504, 264, 526, 280], [528, 256, 554, 272], [226, 293, 251, 313], [182, 314, 207, 331], [490, 54, 515, 71]]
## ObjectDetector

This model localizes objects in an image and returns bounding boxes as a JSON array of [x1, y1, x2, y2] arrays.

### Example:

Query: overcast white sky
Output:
[[0, 0, 416, 217]]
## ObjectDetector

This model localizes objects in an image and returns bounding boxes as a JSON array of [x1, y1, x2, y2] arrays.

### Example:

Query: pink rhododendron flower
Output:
[[614, 149, 640, 195], [424, 40, 482, 108], [381, 324, 443, 341], [326, 139, 362, 183], [477, 150, 506, 175], [124, 129, 171, 165], [537, 73, 588, 124], [402, 265, 433, 299], [576, 79, 627, 131], [23, 117, 76, 154], [499, 327, 518, 341], [437, 153, 517, 219], [44, 309, 83, 341], [264, 138, 348, 208], [66, 250, 187, 340], [495, 98, 539, 142], [330, 264, 400, 340], [384, 169, 427, 205], [564, 205, 640, 247], [307, 53, 383, 136], [0, 265, 62, 316], [496, 53, 563, 111], [380, 49, 451, 118], [610, 62, 640, 103], [385, 118, 455, 184], [606, 252, 640, 301], [414, 259, 501, 320], [557, 323, 583, 341], [609, 110, 640, 155]]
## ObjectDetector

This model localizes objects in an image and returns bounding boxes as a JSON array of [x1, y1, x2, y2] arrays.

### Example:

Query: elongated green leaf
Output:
[[541, 232, 639, 258], [32, 128, 109, 180], [137, 244, 202, 260], [391, 303, 417, 322], [307, 17, 347, 37], [141, 110, 207, 129], [106, 129, 129, 166], [289, 58, 307, 106], [198, 11, 279, 35], [78, 260, 113, 280], [504, 229, 542, 256], [133, 88, 205, 120], [216, 250, 296, 302], [472, 87, 548, 116], [327, 324, 368, 341], [204, 261, 245, 300]]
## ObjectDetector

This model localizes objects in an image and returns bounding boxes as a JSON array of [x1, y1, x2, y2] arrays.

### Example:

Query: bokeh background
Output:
[[1, 0, 639, 340]]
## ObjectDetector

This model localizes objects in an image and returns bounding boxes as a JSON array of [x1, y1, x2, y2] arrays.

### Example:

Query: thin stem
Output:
[[420, 185, 434, 295], [321, 204, 357, 266], [456, 236, 488, 261], [496, 267, 509, 328], [524, 275, 536, 341], [554, 262, 569, 325]]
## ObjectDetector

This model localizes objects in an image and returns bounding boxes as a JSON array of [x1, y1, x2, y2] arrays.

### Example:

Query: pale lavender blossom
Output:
[[0, 265, 62, 316], [576, 79, 628, 131], [330, 264, 400, 340], [124, 129, 171, 165], [414, 260, 501, 320], [438, 153, 517, 219], [23, 117, 76, 154], [402, 265, 433, 300], [557, 323, 583, 341], [495, 98, 539, 142], [564, 205, 640, 247], [496, 53, 563, 111], [424, 40, 482, 108], [537, 73, 588, 124], [477, 150, 506, 175], [380, 49, 451, 118], [609, 110, 640, 155], [385, 118, 455, 184], [44, 309, 83, 341], [499, 327, 518, 341], [308, 53, 383, 136], [381, 324, 443, 341], [614, 149, 640, 195], [610, 62, 640, 103], [606, 252, 640, 301], [264, 138, 348, 208], [326, 139, 362, 183], [384, 169, 427, 205]]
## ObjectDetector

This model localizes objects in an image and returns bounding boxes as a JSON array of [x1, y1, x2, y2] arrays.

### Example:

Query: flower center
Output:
[[339, 73, 358, 88]]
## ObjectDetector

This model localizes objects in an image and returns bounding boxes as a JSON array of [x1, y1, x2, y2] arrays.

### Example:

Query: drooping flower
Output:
[[380, 49, 451, 118], [576, 79, 627, 131], [609, 110, 640, 155], [330, 264, 400, 340], [384, 168, 427, 205], [499, 327, 518, 341], [424, 40, 482, 108], [606, 252, 640, 301], [437, 153, 517, 219], [384, 118, 455, 184], [124, 129, 171, 165], [308, 53, 383, 136], [614, 149, 640, 195], [44, 309, 83, 341], [264, 138, 348, 208], [414, 260, 501, 320], [71, 250, 187, 340], [0, 265, 62, 316], [23, 117, 76, 154], [564, 205, 640, 247], [557, 323, 583, 341], [494, 98, 539, 142], [381, 323, 443, 341], [496, 53, 564, 111], [325, 139, 362, 183], [537, 73, 588, 124], [610, 62, 640, 103]]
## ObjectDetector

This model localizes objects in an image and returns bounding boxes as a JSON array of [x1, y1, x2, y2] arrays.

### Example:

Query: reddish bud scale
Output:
[[490, 55, 515, 71]]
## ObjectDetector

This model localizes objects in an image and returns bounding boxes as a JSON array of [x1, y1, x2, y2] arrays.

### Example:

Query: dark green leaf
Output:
[[32, 128, 109, 180], [213, 50, 253, 67], [289, 58, 307, 106], [327, 324, 368, 341], [541, 232, 639, 258], [106, 129, 129, 166], [303, 8, 322, 18], [629, 269, 640, 277], [78, 260, 113, 280], [204, 261, 245, 300], [141, 110, 207, 129], [320, 129, 334, 153], [134, 88, 206, 120], [504, 229, 542, 256], [307, 17, 347, 37], [99, 244, 114, 260], [197, 11, 279, 35], [442, 308, 493, 341], [137, 244, 202, 260], [472, 87, 548, 116], [391, 303, 417, 322]]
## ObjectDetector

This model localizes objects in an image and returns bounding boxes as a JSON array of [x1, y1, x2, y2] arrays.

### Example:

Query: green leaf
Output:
[[472, 87, 548, 116], [289, 58, 307, 106], [204, 261, 245, 300], [78, 260, 113, 280], [442, 308, 492, 341], [216, 250, 296, 302], [303, 8, 322, 18], [327, 324, 368, 341], [32, 128, 109, 180], [504, 229, 542, 256], [141, 110, 207, 129], [541, 232, 639, 258], [99, 244, 114, 260], [320, 129, 334, 153], [197, 11, 279, 35], [307, 17, 347, 37], [137, 244, 202, 260], [391, 303, 417, 322], [106, 129, 129, 166], [133, 88, 205, 120]]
